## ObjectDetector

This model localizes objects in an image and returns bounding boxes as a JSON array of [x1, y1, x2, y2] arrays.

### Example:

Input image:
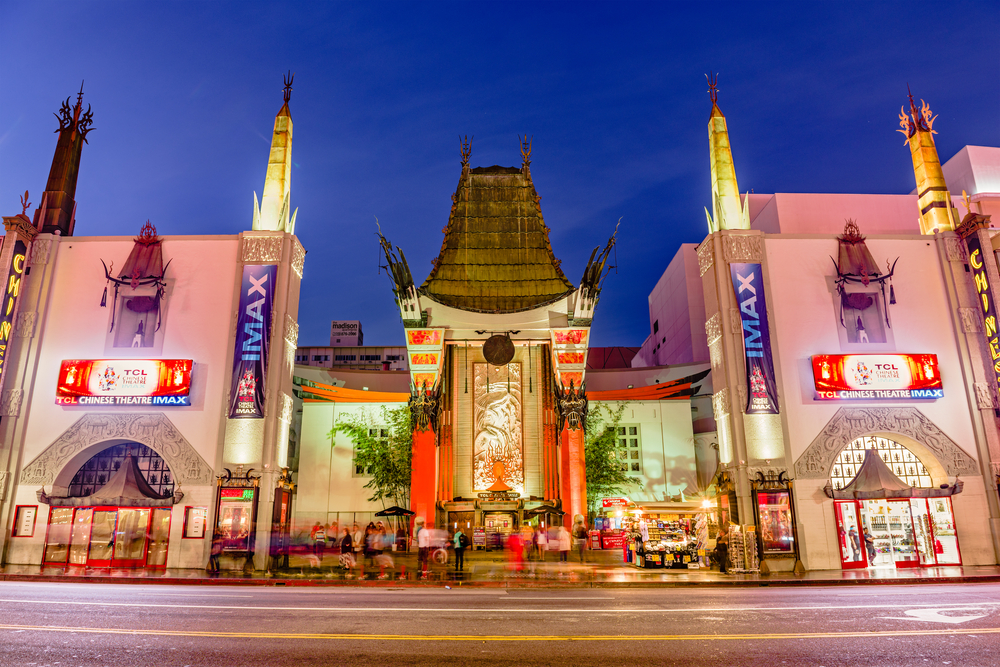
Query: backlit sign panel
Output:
[[964, 235, 1000, 404], [812, 354, 942, 400], [56, 359, 193, 405], [0, 240, 27, 387]]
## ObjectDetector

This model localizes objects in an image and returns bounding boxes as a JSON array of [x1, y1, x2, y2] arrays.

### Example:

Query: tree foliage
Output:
[[330, 405, 412, 509], [585, 402, 639, 513]]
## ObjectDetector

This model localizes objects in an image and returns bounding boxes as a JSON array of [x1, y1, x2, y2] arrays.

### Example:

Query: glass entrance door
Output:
[[68, 508, 94, 565], [145, 508, 171, 567], [834, 500, 867, 569], [88, 510, 117, 567], [113, 508, 150, 567]]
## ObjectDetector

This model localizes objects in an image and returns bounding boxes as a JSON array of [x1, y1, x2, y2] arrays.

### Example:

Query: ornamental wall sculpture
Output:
[[473, 363, 524, 494]]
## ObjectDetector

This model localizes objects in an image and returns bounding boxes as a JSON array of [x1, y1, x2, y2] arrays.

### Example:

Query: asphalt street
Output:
[[0, 581, 998, 666]]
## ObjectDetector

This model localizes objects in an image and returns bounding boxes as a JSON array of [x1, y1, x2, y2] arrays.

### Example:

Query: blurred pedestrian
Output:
[[454, 526, 468, 572], [312, 523, 327, 567], [536, 526, 548, 561], [507, 530, 523, 572], [863, 528, 876, 563], [715, 532, 729, 574], [208, 532, 223, 573], [339, 528, 355, 569], [351, 523, 364, 564], [418, 521, 433, 577], [572, 519, 588, 563], [557, 525, 570, 562]]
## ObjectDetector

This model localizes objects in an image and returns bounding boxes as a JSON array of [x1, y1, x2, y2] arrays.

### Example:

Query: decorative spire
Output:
[[33, 82, 93, 236], [253, 73, 297, 234], [460, 135, 473, 167], [704, 73, 749, 233], [898, 89, 956, 235]]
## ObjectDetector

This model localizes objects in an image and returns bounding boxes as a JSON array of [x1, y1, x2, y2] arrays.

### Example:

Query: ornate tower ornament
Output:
[[283, 70, 294, 104], [554, 380, 588, 432], [706, 71, 719, 104], [459, 135, 473, 167], [409, 385, 439, 433], [898, 87, 956, 235], [704, 72, 750, 233], [519, 134, 532, 167]]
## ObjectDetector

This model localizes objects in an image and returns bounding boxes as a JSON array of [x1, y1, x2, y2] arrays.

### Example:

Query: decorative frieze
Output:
[[242, 235, 283, 263], [0, 471, 7, 501], [697, 241, 714, 277], [959, 307, 983, 333], [736, 385, 747, 414], [705, 312, 722, 345], [723, 233, 763, 263], [1, 389, 22, 417], [729, 307, 743, 334], [291, 238, 306, 279], [15, 311, 36, 338], [794, 407, 979, 479], [974, 382, 995, 410], [712, 387, 731, 419], [944, 237, 967, 262], [283, 314, 298, 347], [279, 392, 294, 423], [28, 238, 51, 265], [20, 413, 213, 487]]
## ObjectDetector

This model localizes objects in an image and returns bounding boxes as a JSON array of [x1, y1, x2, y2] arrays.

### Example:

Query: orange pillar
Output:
[[560, 425, 572, 529], [567, 426, 586, 527], [410, 426, 436, 526]]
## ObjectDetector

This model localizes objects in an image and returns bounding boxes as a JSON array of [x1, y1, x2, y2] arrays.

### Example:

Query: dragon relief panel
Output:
[[473, 363, 524, 495]]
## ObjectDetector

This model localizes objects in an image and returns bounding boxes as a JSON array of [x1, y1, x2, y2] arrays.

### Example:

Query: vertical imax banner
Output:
[[229, 264, 277, 419], [730, 263, 779, 414], [0, 240, 27, 387], [964, 235, 1000, 403]]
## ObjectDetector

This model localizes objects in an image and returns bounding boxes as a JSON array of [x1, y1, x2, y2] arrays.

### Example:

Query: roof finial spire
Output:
[[519, 133, 532, 167], [20, 190, 30, 217], [706, 71, 719, 104], [460, 135, 473, 167], [283, 71, 294, 104]]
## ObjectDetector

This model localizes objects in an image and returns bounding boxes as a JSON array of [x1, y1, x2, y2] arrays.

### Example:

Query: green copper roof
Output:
[[419, 165, 575, 313]]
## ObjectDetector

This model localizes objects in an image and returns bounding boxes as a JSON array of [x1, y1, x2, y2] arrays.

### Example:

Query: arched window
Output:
[[68, 443, 175, 498], [830, 435, 932, 490]]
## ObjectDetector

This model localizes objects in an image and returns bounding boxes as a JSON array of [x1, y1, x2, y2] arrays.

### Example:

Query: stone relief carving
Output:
[[242, 235, 283, 263], [723, 234, 763, 263], [2, 389, 22, 417], [697, 242, 714, 277], [15, 311, 36, 337], [291, 238, 305, 279], [280, 393, 294, 423], [944, 237, 967, 262], [29, 238, 51, 265], [705, 312, 722, 345], [0, 471, 8, 501], [19, 413, 214, 487], [794, 407, 979, 479], [729, 307, 743, 334], [974, 382, 996, 410], [712, 388, 730, 420], [959, 307, 983, 333], [283, 314, 298, 347], [736, 385, 747, 414]]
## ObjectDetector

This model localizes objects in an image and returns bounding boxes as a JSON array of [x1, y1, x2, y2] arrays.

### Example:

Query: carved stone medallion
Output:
[[723, 234, 763, 263], [959, 307, 983, 333]]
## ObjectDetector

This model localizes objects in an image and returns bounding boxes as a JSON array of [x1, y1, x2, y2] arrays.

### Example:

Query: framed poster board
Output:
[[12, 506, 36, 537], [215, 487, 259, 553], [183, 506, 208, 539], [754, 489, 795, 554]]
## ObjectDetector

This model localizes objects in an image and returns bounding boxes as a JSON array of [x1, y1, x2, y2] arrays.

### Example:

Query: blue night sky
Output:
[[1, 2, 997, 349]]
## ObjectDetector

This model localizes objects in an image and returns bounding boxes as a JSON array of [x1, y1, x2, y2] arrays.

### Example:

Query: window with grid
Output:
[[68, 443, 174, 498], [614, 425, 642, 474], [830, 435, 932, 490], [353, 428, 388, 476]]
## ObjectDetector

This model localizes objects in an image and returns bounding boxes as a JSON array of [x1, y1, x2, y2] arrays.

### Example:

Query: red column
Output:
[[560, 425, 572, 529], [567, 426, 586, 527], [410, 426, 436, 526]]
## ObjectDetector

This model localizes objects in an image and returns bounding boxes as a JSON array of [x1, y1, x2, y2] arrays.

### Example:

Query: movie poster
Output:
[[730, 263, 779, 414], [228, 264, 277, 418]]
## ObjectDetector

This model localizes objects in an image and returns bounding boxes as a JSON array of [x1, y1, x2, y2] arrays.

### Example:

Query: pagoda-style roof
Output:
[[824, 449, 962, 500], [39, 454, 181, 508], [419, 164, 575, 313]]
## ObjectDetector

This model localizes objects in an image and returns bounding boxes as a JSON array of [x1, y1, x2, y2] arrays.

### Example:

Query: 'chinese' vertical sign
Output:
[[0, 240, 27, 388], [228, 264, 277, 418], [964, 236, 1000, 403], [730, 263, 780, 414]]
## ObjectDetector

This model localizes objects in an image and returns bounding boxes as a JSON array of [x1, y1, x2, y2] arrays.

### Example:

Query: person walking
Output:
[[557, 525, 571, 562], [208, 532, 223, 573], [453, 526, 468, 572], [418, 521, 433, 577], [339, 528, 354, 568], [364, 522, 377, 566], [352, 523, 364, 565], [536, 526, 548, 562], [848, 526, 861, 562], [715, 532, 729, 574], [572, 520, 588, 563], [312, 523, 327, 568], [863, 528, 876, 564]]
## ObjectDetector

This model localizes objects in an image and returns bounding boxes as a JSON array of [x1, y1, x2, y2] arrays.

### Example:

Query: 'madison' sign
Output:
[[56, 359, 193, 405], [730, 263, 780, 414], [811, 354, 943, 400]]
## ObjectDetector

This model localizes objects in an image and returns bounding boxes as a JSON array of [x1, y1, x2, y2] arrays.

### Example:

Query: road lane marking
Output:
[[0, 623, 999, 641], [0, 598, 996, 614], [883, 608, 989, 624]]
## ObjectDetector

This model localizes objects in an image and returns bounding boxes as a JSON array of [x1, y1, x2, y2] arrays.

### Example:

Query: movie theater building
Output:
[[642, 85, 1000, 572], [0, 84, 304, 571]]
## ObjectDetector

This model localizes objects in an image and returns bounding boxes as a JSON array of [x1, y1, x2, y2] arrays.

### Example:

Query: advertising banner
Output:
[[229, 264, 277, 418], [812, 354, 942, 400], [0, 240, 27, 387], [730, 263, 779, 414], [602, 497, 628, 509], [964, 235, 1000, 404], [56, 359, 193, 405]]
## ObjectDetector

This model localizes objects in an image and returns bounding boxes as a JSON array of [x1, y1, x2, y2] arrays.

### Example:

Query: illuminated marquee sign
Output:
[[228, 264, 277, 418], [964, 235, 1000, 404], [56, 359, 193, 405], [812, 354, 942, 400], [602, 497, 628, 509], [0, 240, 27, 385]]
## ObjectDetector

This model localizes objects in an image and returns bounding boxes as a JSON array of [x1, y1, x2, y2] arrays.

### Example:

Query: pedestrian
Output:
[[536, 526, 548, 562], [848, 526, 861, 562], [339, 528, 355, 569], [364, 522, 377, 566], [572, 520, 588, 563], [507, 530, 523, 572], [208, 532, 223, 573], [312, 523, 327, 567], [396, 525, 407, 553], [418, 521, 433, 577], [557, 525, 571, 562], [454, 526, 468, 572], [352, 523, 364, 565], [715, 532, 729, 574], [863, 528, 876, 563]]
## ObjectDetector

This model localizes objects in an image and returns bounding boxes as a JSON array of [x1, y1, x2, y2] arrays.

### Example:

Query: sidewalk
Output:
[[4, 548, 1000, 588]]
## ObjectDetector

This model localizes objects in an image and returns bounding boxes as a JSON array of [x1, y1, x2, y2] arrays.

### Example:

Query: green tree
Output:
[[330, 405, 412, 509], [585, 402, 639, 515]]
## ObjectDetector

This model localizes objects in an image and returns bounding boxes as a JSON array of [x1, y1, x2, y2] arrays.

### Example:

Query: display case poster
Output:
[[730, 263, 779, 414], [228, 264, 277, 419], [757, 490, 794, 553], [217, 488, 257, 551], [185, 507, 207, 538], [14, 506, 35, 537]]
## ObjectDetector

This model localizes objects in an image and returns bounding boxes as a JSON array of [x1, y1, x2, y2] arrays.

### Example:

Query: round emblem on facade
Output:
[[482, 334, 515, 366]]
